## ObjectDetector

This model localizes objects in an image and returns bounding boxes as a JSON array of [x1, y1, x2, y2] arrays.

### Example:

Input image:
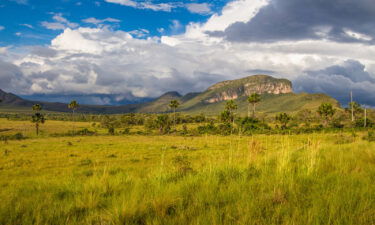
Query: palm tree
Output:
[[224, 100, 238, 131], [68, 100, 79, 133], [169, 100, 180, 130], [317, 103, 336, 127], [32, 104, 45, 136], [247, 93, 261, 118]]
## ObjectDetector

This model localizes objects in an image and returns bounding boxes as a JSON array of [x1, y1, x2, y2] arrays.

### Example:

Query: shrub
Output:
[[363, 131, 375, 142], [197, 121, 217, 134], [217, 123, 233, 135], [0, 132, 26, 141], [237, 117, 270, 134]]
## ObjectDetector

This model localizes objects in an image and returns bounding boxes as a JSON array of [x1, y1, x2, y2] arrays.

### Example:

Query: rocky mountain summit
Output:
[[205, 75, 293, 103]]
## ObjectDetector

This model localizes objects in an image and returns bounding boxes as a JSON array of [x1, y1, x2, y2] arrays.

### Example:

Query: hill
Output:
[[0, 75, 340, 115], [133, 75, 339, 115]]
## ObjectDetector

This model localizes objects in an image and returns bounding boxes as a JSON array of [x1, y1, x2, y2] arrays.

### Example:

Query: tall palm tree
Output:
[[169, 100, 180, 130], [247, 93, 261, 118], [68, 100, 79, 133], [32, 104, 45, 136], [225, 100, 238, 130]]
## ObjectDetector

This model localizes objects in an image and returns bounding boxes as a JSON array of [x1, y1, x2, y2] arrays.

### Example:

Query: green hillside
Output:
[[179, 93, 339, 116]]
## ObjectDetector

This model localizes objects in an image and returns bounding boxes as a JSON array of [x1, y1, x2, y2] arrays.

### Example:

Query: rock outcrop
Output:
[[205, 75, 292, 103]]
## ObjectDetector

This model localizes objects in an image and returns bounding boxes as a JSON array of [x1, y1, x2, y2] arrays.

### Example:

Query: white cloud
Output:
[[165, 0, 268, 43], [41, 22, 66, 30], [186, 3, 212, 14], [82, 17, 121, 25], [0, 46, 9, 54], [20, 24, 33, 29], [343, 29, 373, 42], [0, 26, 4, 31], [129, 29, 149, 38], [41, 13, 78, 30], [105, 0, 177, 12]]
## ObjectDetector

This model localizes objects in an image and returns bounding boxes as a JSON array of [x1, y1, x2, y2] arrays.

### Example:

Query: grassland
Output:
[[0, 119, 374, 224]]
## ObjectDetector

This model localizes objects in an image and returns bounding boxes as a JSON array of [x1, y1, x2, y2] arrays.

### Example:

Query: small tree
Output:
[[32, 104, 45, 136], [101, 115, 118, 135], [346, 101, 363, 122], [220, 100, 237, 133], [317, 103, 336, 127], [169, 100, 180, 130], [68, 100, 79, 133], [247, 93, 261, 118], [275, 113, 291, 130], [155, 114, 171, 134]]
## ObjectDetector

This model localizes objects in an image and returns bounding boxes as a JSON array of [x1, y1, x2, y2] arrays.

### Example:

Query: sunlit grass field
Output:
[[0, 119, 374, 224]]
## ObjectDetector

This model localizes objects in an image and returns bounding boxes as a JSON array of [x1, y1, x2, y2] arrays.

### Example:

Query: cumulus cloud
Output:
[[0, 26, 4, 31], [216, 0, 375, 44]]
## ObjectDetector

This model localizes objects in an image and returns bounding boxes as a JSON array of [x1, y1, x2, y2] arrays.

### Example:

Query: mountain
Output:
[[137, 92, 182, 113], [204, 75, 292, 103], [20, 93, 154, 106], [152, 75, 338, 115], [0, 75, 340, 115]]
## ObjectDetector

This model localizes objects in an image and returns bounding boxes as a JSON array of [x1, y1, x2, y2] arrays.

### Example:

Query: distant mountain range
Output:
[[20, 93, 154, 106], [0, 75, 339, 115]]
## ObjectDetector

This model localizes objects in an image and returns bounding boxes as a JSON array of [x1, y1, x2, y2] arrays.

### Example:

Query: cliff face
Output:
[[205, 75, 293, 103]]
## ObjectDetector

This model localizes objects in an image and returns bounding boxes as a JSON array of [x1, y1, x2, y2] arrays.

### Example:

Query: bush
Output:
[[108, 127, 115, 135], [354, 118, 374, 128], [0, 133, 26, 141], [121, 128, 130, 135], [76, 128, 96, 136], [363, 131, 375, 142], [197, 121, 217, 134], [217, 123, 233, 136], [238, 117, 270, 134]]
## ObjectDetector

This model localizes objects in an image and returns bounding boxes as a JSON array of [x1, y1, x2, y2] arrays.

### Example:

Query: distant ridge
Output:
[[0, 75, 339, 115]]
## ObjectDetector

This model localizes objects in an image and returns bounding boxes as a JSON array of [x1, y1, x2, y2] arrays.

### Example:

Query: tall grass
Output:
[[0, 133, 374, 224]]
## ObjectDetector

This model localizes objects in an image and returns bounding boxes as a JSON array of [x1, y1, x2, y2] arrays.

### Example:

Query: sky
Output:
[[1, 0, 375, 106]]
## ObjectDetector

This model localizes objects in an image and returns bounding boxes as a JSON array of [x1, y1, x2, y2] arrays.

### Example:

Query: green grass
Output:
[[0, 119, 374, 224]]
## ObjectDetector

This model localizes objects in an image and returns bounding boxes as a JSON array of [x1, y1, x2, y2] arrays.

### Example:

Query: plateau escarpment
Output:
[[204, 75, 292, 103]]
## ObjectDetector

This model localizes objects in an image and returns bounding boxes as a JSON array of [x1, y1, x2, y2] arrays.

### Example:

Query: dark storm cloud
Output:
[[294, 60, 375, 106], [215, 0, 375, 44], [0, 60, 30, 92]]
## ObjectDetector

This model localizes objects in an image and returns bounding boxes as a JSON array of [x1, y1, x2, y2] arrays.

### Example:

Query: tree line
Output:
[[24, 95, 374, 136]]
